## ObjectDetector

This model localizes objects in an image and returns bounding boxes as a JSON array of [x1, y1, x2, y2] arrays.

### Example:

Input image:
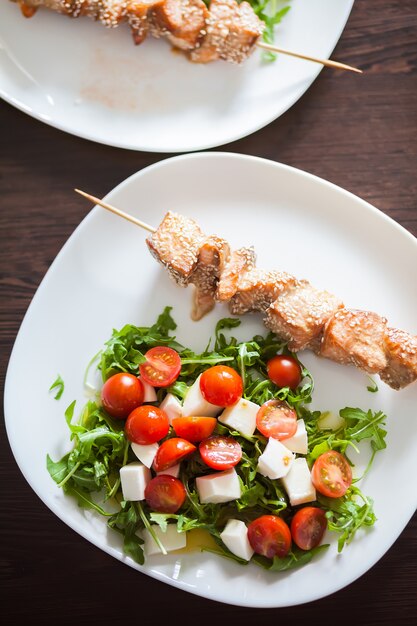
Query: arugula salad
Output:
[[47, 307, 387, 572]]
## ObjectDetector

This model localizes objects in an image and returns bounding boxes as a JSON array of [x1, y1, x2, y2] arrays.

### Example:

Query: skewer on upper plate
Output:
[[75, 189, 417, 391], [13, 0, 362, 72]]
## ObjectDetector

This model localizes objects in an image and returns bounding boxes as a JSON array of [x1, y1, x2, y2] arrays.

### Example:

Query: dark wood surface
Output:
[[1, 1, 416, 623]]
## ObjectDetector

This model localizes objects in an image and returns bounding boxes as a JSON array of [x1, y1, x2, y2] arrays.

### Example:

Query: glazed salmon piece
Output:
[[150, 0, 208, 50], [229, 269, 300, 315], [190, 0, 265, 64], [320, 309, 388, 374], [216, 246, 256, 302], [128, 1, 165, 44], [380, 327, 417, 389], [191, 236, 231, 321], [265, 281, 344, 352], [146, 211, 206, 287]]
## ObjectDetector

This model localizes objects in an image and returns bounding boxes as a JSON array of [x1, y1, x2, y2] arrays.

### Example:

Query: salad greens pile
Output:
[[47, 307, 387, 571]]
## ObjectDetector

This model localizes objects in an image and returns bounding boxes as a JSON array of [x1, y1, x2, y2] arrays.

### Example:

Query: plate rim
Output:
[[4, 151, 417, 608], [0, 1, 355, 152]]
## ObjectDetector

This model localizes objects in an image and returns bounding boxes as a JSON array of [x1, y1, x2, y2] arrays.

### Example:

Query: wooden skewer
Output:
[[256, 41, 363, 74], [74, 189, 156, 233]]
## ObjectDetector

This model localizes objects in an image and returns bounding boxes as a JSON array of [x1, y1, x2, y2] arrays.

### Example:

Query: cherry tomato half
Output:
[[139, 346, 181, 388], [311, 450, 352, 498], [172, 416, 217, 442], [101, 373, 144, 419], [291, 507, 327, 551], [144, 475, 186, 513], [125, 405, 169, 445], [247, 515, 292, 559], [153, 438, 196, 472], [199, 365, 243, 407], [267, 355, 302, 390], [199, 435, 242, 470], [256, 399, 297, 440]]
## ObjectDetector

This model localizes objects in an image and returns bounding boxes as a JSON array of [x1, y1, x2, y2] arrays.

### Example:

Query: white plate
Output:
[[4, 153, 417, 607], [0, 1, 353, 152]]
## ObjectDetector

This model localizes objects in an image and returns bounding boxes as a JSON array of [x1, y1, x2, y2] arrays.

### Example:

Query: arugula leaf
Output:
[[49, 374, 64, 400], [253, 544, 329, 571], [367, 377, 379, 393], [320, 486, 376, 552], [47, 453, 70, 484], [340, 407, 387, 452], [108, 501, 145, 564]]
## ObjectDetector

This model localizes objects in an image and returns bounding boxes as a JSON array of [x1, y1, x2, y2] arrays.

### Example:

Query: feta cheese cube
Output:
[[142, 524, 187, 556], [131, 442, 158, 468], [196, 468, 242, 504], [281, 458, 316, 506], [157, 463, 180, 478], [257, 437, 295, 479], [220, 519, 254, 561], [218, 398, 259, 436], [182, 375, 222, 417], [159, 393, 183, 425], [120, 462, 151, 501], [140, 378, 157, 403], [282, 419, 308, 454]]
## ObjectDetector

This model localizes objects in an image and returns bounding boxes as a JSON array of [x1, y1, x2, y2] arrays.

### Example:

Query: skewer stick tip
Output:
[[74, 188, 156, 233]]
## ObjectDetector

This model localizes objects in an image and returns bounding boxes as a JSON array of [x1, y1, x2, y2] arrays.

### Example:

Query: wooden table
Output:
[[1, 1, 416, 623]]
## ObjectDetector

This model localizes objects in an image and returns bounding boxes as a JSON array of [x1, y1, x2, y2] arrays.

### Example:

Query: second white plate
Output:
[[0, 1, 353, 152], [5, 152, 417, 607]]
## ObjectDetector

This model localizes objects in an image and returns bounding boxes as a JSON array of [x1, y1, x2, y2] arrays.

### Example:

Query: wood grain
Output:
[[1, 1, 416, 623]]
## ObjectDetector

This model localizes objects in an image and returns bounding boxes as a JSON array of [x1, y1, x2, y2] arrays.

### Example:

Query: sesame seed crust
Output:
[[18, 0, 265, 64]]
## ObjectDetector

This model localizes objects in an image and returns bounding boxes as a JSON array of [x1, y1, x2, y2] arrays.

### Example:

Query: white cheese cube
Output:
[[157, 463, 180, 478], [282, 419, 308, 454], [120, 462, 151, 501], [257, 437, 295, 479], [159, 393, 183, 425], [139, 378, 157, 403], [131, 442, 159, 468], [220, 519, 254, 561], [318, 411, 345, 431], [196, 468, 242, 504], [281, 458, 316, 506], [142, 524, 186, 556], [218, 398, 259, 436], [182, 375, 222, 417]]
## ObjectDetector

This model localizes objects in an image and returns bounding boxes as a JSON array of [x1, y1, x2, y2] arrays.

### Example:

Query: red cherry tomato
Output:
[[247, 515, 292, 559], [311, 450, 352, 498], [199, 365, 243, 407], [199, 435, 242, 470], [101, 373, 144, 419], [144, 475, 186, 513], [153, 438, 196, 472], [172, 416, 217, 442], [291, 507, 327, 550], [139, 346, 181, 388], [125, 405, 169, 445], [256, 399, 298, 440], [267, 355, 302, 390]]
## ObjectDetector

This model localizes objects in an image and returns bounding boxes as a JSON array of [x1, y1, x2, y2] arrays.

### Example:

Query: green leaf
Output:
[[49, 374, 65, 400], [253, 544, 329, 571], [366, 377, 379, 393], [46, 453, 69, 484], [340, 408, 387, 451]]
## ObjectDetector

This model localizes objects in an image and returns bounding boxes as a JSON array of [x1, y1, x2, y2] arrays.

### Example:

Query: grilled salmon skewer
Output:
[[73, 191, 416, 391], [12, 0, 362, 71], [13, 0, 266, 65], [146, 211, 417, 390]]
